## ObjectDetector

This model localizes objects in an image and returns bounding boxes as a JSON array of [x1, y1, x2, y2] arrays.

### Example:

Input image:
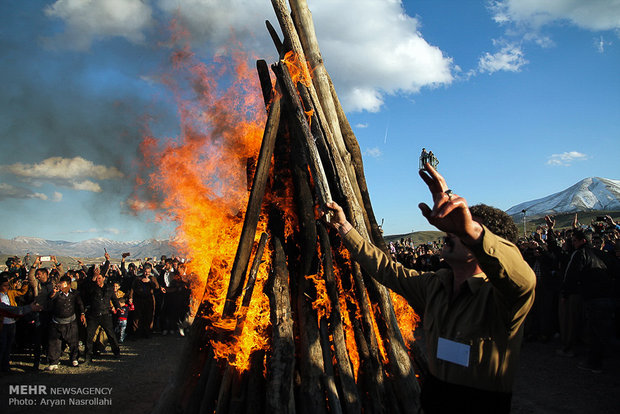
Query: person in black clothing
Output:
[[120, 254, 137, 295], [129, 263, 159, 338], [47, 275, 85, 370], [28, 256, 61, 370], [564, 229, 614, 373], [82, 253, 121, 363]]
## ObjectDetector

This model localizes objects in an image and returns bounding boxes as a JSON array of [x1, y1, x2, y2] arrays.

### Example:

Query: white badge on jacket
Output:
[[437, 337, 470, 367]]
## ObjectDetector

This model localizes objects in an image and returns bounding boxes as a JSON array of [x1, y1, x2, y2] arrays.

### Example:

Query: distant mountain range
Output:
[[2, 177, 618, 257], [0, 236, 175, 259], [506, 177, 620, 218]]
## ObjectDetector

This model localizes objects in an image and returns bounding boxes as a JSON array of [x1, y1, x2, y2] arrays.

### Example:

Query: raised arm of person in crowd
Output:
[[28, 255, 41, 296], [544, 215, 560, 252], [51, 256, 63, 277], [604, 215, 620, 231], [101, 251, 111, 278], [0, 300, 43, 318], [77, 260, 87, 274], [572, 213, 579, 229], [120, 256, 127, 277]]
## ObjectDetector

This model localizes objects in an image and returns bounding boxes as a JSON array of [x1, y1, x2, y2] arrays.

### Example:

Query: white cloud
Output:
[[0, 156, 123, 193], [71, 228, 98, 234], [157, 0, 455, 112], [2, 156, 123, 180], [72, 180, 103, 192], [364, 147, 382, 159], [0, 183, 48, 201], [483, 1, 620, 76], [478, 44, 528, 73], [44, 0, 154, 50], [42, 1, 454, 112], [52, 191, 63, 202], [491, 0, 620, 32], [546, 151, 589, 166], [355, 123, 369, 129]]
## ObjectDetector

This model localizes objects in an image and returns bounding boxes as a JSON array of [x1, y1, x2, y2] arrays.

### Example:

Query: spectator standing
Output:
[[129, 263, 160, 338], [565, 229, 614, 373], [82, 252, 121, 363], [47, 275, 85, 370], [0, 272, 42, 373], [28, 256, 62, 370]]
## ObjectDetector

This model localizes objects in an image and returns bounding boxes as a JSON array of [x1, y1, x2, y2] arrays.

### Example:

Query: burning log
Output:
[[266, 235, 296, 414], [222, 96, 281, 317], [156, 1, 424, 413]]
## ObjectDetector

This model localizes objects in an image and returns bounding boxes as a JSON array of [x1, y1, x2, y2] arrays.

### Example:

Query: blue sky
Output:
[[0, 0, 618, 241]]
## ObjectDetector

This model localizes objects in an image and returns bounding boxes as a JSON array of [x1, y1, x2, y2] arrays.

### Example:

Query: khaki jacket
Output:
[[343, 225, 536, 393]]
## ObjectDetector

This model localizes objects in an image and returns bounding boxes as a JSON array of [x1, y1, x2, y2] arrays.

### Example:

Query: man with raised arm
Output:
[[324, 163, 536, 414]]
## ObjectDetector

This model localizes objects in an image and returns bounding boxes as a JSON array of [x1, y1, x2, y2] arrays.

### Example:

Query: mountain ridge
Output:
[[0, 236, 176, 259], [506, 177, 620, 218]]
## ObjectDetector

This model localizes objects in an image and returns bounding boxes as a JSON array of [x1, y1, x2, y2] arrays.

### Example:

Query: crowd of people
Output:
[[1, 213, 619, 379], [0, 253, 193, 373], [387, 213, 620, 374]]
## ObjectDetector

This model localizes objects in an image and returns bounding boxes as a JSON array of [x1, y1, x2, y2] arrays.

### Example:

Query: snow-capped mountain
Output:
[[506, 177, 620, 218], [0, 236, 176, 259]]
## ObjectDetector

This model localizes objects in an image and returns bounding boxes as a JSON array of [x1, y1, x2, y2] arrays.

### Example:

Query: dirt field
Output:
[[1, 332, 619, 413], [0, 335, 186, 414]]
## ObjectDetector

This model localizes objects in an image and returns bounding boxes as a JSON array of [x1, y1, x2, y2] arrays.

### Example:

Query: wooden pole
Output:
[[222, 96, 281, 317], [327, 73, 387, 251], [317, 223, 361, 414], [265, 235, 296, 414], [274, 62, 332, 208], [319, 318, 343, 414], [296, 273, 328, 414]]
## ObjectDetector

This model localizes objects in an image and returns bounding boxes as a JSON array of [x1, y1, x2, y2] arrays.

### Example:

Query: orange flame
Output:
[[282, 51, 312, 88], [305, 273, 331, 324], [332, 261, 360, 381], [390, 291, 420, 351], [135, 22, 270, 371]]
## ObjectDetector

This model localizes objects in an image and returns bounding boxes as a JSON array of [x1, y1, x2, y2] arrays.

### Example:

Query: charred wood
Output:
[[319, 318, 343, 414], [223, 97, 281, 318], [265, 236, 296, 414]]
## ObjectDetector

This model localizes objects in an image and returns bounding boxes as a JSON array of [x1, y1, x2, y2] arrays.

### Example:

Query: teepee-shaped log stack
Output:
[[154, 1, 423, 413]]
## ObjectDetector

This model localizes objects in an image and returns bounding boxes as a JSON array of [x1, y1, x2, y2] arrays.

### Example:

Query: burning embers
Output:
[[138, 1, 423, 414]]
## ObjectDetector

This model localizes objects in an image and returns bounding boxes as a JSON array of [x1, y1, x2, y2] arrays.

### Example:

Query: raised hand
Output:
[[572, 213, 579, 229], [544, 215, 555, 230], [417, 163, 483, 245]]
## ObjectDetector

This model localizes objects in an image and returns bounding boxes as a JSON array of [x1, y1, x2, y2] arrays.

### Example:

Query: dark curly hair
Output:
[[469, 204, 519, 244]]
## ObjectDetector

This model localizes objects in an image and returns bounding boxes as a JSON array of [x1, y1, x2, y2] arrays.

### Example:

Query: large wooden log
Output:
[[265, 235, 296, 414], [363, 275, 421, 413], [223, 96, 281, 317], [350, 316, 385, 413], [274, 62, 332, 208], [326, 73, 387, 251], [296, 273, 328, 414], [319, 318, 343, 414], [244, 351, 266, 414], [317, 223, 361, 414], [256, 59, 274, 110], [288, 0, 369, 229], [269, 0, 345, 188], [266, 20, 285, 57], [233, 232, 269, 338]]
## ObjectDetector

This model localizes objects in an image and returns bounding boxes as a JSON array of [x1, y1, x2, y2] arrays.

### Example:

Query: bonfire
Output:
[[146, 1, 424, 413]]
